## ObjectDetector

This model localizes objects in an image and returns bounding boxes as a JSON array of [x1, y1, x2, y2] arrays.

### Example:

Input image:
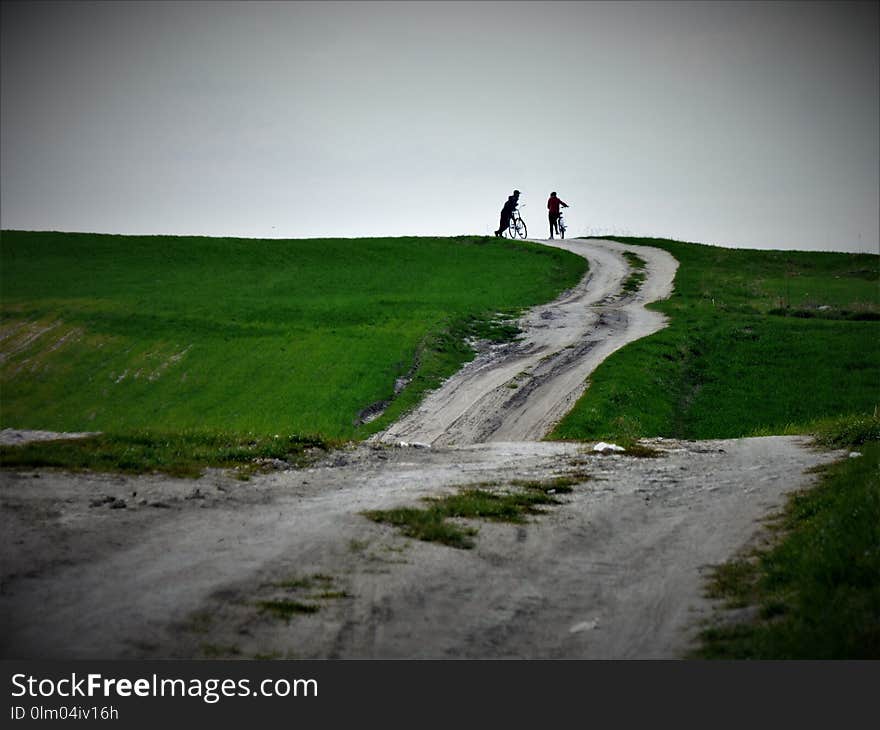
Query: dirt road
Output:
[[376, 239, 677, 445], [0, 239, 843, 659]]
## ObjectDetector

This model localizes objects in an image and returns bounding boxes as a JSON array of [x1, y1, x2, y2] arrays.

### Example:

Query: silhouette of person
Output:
[[547, 192, 569, 239], [494, 189, 520, 237]]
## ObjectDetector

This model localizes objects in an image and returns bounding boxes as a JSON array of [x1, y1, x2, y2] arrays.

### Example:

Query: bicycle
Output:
[[507, 204, 528, 239], [557, 207, 567, 239], [550, 206, 570, 238]]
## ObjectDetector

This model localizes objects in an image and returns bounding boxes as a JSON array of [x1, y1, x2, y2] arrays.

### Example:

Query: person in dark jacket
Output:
[[547, 192, 569, 239], [494, 189, 520, 237]]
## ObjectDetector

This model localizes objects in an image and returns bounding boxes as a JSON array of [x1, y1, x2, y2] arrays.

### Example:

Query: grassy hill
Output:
[[550, 236, 879, 442], [0, 230, 586, 472], [3, 229, 877, 656]]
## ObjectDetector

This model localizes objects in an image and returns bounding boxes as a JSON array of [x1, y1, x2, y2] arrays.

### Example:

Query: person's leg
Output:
[[496, 213, 506, 236]]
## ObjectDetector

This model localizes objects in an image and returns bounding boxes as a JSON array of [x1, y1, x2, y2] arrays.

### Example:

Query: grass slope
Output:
[[1, 231, 586, 445], [550, 236, 879, 442], [693, 419, 880, 659]]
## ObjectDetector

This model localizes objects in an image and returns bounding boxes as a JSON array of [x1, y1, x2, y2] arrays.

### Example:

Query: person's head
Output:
[[551, 192, 557, 197], [513, 190, 520, 197]]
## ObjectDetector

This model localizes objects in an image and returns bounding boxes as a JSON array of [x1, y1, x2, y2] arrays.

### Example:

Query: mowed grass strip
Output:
[[550, 236, 879, 441], [1, 231, 586, 443]]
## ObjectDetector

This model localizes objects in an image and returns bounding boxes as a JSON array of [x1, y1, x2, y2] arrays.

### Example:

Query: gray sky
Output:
[[2, 0, 877, 252]]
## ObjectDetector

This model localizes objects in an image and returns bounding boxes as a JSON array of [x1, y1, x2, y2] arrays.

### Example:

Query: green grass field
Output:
[[550, 236, 879, 442], [1, 230, 586, 445]]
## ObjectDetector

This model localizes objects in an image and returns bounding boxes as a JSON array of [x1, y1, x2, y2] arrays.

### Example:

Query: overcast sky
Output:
[[2, 1, 877, 252]]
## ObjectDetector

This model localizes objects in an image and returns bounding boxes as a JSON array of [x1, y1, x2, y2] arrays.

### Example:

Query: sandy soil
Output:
[[0, 239, 844, 659]]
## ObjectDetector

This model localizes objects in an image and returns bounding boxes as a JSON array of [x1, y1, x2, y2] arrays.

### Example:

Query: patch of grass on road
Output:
[[256, 573, 350, 622], [364, 477, 586, 549], [257, 600, 321, 620], [509, 473, 589, 492], [692, 431, 880, 659], [621, 251, 647, 294], [364, 505, 479, 549], [550, 236, 879, 442]]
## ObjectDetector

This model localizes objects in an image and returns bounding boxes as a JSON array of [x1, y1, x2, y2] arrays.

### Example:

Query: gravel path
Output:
[[0, 239, 843, 659]]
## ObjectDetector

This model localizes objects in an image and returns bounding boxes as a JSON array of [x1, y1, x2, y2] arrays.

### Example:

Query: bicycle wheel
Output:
[[560, 223, 566, 239], [517, 218, 528, 239], [508, 217, 518, 238]]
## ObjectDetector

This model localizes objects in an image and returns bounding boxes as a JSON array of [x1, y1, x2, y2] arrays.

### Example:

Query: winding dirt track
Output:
[[0, 239, 843, 659], [377, 239, 677, 445]]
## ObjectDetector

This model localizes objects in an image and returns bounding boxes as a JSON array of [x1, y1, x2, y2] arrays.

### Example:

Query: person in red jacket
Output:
[[547, 192, 569, 239]]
